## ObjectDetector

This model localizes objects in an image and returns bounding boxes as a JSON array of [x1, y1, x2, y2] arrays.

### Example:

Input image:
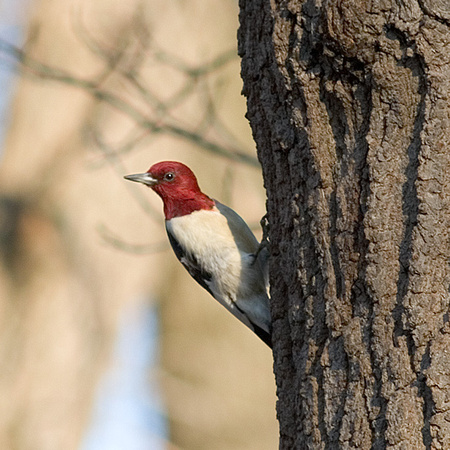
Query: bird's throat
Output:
[[162, 193, 215, 220]]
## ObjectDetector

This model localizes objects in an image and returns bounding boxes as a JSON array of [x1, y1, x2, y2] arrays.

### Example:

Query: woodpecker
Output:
[[124, 161, 272, 347]]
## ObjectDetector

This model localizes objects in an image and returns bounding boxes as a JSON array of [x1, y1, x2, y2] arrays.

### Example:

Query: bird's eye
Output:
[[164, 172, 175, 181]]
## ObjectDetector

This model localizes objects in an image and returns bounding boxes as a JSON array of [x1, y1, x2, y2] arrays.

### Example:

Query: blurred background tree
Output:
[[0, 1, 277, 449]]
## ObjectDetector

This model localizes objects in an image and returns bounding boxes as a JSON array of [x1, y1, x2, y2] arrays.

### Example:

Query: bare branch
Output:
[[0, 38, 259, 167], [97, 223, 168, 254], [84, 125, 162, 222]]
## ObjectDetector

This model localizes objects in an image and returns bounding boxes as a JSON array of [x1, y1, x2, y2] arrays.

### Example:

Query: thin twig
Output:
[[0, 39, 259, 167], [97, 223, 168, 254]]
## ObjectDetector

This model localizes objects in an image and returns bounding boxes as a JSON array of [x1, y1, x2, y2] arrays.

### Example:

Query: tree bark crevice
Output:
[[239, 0, 450, 448]]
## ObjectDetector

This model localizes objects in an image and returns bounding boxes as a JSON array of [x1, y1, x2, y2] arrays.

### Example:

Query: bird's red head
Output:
[[125, 161, 215, 219]]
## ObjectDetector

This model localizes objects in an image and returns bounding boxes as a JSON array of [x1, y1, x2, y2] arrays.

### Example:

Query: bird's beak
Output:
[[124, 172, 158, 187]]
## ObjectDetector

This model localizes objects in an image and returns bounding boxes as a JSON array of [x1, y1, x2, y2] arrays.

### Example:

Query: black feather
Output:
[[253, 326, 272, 348], [166, 227, 213, 296], [233, 302, 272, 348], [166, 225, 272, 349]]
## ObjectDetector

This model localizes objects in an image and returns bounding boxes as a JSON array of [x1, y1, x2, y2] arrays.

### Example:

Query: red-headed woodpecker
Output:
[[124, 161, 272, 347]]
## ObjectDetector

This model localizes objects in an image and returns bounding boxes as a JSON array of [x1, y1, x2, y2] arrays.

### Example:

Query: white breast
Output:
[[166, 208, 243, 301], [166, 205, 270, 334]]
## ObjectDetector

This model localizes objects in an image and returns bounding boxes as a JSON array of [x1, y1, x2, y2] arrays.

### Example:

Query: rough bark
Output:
[[239, 0, 450, 448]]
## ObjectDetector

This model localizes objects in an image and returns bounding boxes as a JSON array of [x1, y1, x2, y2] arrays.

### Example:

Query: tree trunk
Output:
[[239, 0, 450, 448]]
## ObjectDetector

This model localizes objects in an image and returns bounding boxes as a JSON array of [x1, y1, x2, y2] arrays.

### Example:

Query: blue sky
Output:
[[81, 301, 167, 450], [0, 1, 24, 146]]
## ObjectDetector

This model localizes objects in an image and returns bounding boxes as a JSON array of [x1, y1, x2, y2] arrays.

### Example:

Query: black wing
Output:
[[253, 326, 272, 348], [233, 302, 272, 348], [166, 226, 272, 349], [166, 227, 214, 296]]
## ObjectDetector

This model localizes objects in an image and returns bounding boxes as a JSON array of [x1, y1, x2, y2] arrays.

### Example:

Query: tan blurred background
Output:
[[0, 0, 277, 449]]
